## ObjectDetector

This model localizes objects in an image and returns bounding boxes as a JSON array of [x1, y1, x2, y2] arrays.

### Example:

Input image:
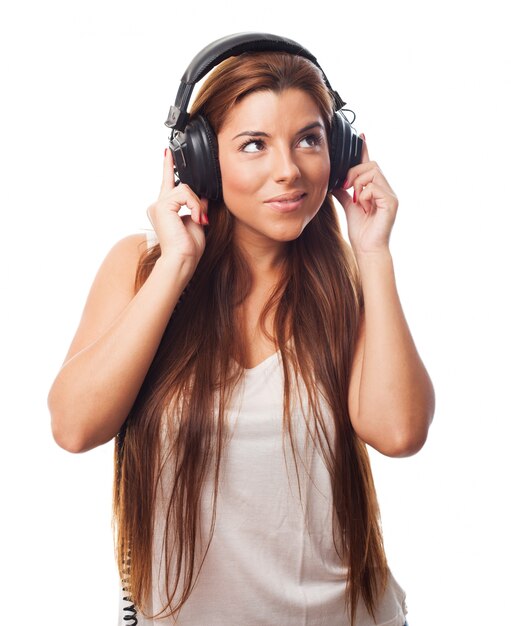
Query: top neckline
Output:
[[243, 348, 281, 373]]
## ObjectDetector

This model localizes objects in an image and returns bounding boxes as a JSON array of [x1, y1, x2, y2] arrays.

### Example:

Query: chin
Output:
[[269, 223, 308, 242]]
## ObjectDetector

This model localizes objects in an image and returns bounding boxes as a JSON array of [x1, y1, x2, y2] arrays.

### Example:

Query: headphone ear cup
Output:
[[328, 112, 363, 192], [170, 114, 222, 200]]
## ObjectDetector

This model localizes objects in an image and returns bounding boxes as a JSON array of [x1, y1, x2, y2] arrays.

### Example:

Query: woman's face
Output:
[[217, 88, 330, 251]]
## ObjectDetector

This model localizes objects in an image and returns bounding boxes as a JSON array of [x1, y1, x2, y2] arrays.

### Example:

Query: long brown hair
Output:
[[113, 51, 389, 625]]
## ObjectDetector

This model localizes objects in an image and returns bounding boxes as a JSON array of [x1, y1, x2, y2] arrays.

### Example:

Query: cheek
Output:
[[220, 155, 256, 202], [300, 149, 330, 194], [318, 152, 331, 186], [306, 160, 330, 203]]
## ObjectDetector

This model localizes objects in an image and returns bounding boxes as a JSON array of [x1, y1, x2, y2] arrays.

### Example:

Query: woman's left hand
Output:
[[332, 134, 399, 258]]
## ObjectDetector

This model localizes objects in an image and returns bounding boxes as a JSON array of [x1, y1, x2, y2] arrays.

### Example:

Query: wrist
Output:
[[354, 249, 397, 300], [153, 254, 197, 284], [354, 247, 393, 267]]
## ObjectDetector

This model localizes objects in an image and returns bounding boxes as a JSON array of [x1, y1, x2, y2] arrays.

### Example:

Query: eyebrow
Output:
[[231, 121, 324, 141]]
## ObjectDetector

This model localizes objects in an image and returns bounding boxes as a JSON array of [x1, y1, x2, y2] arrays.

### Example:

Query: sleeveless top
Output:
[[117, 232, 408, 626]]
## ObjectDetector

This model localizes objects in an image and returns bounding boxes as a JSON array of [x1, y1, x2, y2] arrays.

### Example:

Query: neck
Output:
[[233, 227, 289, 280]]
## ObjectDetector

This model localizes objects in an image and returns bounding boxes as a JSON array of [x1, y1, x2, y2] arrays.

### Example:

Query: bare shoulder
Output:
[[94, 233, 149, 290], [103, 231, 149, 268], [62, 233, 149, 364]]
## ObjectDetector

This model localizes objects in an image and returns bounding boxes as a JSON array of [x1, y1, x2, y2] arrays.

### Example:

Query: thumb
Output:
[[332, 188, 353, 208]]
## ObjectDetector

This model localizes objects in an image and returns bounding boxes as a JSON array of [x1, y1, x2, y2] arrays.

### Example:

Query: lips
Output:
[[264, 191, 306, 203], [263, 191, 307, 214]]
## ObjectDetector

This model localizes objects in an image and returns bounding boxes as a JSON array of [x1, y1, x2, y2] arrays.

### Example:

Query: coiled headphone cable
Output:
[[120, 548, 138, 625]]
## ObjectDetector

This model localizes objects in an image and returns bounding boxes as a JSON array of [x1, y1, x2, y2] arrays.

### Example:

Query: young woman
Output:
[[48, 35, 433, 626]]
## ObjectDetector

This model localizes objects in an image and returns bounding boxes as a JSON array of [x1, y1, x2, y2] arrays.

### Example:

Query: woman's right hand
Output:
[[146, 148, 209, 272]]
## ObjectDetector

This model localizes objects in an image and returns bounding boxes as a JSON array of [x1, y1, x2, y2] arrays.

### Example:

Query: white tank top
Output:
[[118, 232, 408, 626]]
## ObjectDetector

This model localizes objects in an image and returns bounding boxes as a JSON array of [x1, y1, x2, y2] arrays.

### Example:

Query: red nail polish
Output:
[[164, 148, 167, 157], [353, 190, 357, 203], [342, 179, 350, 190], [203, 214, 209, 225]]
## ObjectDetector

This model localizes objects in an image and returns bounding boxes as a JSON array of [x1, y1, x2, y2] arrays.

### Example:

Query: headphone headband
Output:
[[165, 32, 347, 132]]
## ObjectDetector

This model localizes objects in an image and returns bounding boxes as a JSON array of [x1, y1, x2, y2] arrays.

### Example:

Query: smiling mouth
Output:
[[265, 193, 306, 204], [264, 193, 307, 213]]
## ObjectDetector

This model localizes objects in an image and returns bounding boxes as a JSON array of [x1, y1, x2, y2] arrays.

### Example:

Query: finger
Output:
[[332, 187, 368, 217], [360, 133, 370, 164], [168, 185, 208, 225], [332, 187, 353, 209], [170, 185, 203, 218], [356, 183, 376, 215], [342, 159, 384, 192], [357, 181, 393, 215], [161, 147, 176, 193], [199, 196, 209, 225], [148, 184, 201, 227], [352, 167, 388, 207]]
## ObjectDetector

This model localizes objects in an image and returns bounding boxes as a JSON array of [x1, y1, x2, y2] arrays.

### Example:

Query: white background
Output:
[[1, 1, 509, 624]]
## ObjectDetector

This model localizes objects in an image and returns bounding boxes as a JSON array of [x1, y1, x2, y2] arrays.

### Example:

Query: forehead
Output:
[[219, 88, 324, 134]]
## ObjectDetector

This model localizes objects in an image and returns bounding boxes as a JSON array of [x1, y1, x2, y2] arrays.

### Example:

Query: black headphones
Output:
[[165, 32, 363, 200]]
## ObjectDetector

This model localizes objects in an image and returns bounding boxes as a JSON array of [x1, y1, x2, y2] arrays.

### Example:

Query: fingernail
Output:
[[353, 190, 357, 203], [360, 133, 366, 141], [203, 214, 209, 225], [164, 148, 167, 157], [342, 178, 350, 190]]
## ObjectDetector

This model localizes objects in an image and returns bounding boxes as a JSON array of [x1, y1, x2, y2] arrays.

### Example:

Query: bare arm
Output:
[[334, 135, 435, 457], [348, 250, 435, 457], [48, 235, 194, 453], [48, 149, 209, 453]]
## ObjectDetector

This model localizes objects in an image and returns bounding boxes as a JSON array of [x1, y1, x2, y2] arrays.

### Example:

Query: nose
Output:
[[272, 145, 301, 183]]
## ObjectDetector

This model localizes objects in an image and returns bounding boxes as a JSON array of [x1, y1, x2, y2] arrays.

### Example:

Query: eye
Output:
[[239, 139, 265, 153], [298, 133, 324, 148]]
